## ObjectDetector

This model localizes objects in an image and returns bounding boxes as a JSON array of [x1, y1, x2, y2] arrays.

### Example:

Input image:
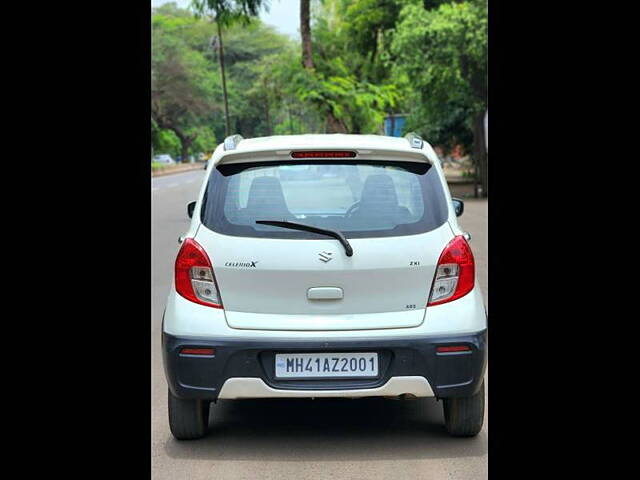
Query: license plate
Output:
[[275, 352, 379, 379]]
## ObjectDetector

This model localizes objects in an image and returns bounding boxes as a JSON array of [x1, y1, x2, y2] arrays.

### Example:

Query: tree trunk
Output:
[[288, 104, 293, 134], [326, 113, 347, 133], [472, 110, 488, 198], [181, 141, 191, 164], [177, 133, 194, 163], [264, 99, 271, 137], [301, 0, 343, 132], [151, 107, 196, 163], [263, 78, 272, 136], [264, 98, 272, 136], [167, 126, 194, 164], [216, 21, 231, 137], [300, 0, 314, 70]]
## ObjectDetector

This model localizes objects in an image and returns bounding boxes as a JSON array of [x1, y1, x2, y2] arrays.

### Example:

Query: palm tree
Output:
[[300, 0, 313, 70], [191, 0, 267, 136]]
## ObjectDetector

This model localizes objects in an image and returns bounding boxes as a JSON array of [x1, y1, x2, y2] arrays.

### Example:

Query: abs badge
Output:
[[318, 251, 333, 263]]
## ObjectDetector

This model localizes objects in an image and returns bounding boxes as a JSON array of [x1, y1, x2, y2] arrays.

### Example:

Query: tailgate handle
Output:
[[307, 287, 343, 300]]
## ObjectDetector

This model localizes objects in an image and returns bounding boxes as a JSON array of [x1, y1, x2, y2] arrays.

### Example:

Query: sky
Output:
[[150, 0, 301, 40]]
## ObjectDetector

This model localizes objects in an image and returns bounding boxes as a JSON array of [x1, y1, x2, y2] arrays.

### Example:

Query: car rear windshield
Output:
[[200, 160, 449, 239]]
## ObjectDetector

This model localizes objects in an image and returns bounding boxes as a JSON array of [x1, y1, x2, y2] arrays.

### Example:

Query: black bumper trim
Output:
[[162, 329, 487, 401]]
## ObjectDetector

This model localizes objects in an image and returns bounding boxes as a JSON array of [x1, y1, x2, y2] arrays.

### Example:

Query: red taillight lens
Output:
[[290, 151, 356, 158], [427, 235, 475, 306], [175, 238, 223, 309]]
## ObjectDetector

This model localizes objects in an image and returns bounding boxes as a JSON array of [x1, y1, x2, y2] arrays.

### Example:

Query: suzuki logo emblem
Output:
[[318, 251, 333, 263]]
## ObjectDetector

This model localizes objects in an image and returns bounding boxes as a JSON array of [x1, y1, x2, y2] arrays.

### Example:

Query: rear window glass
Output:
[[201, 161, 448, 239]]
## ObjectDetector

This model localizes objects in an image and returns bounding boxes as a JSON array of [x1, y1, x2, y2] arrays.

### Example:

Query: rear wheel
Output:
[[443, 380, 485, 437], [168, 389, 210, 440]]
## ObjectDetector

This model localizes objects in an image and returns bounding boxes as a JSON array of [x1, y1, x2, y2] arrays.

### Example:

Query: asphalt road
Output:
[[151, 169, 488, 479]]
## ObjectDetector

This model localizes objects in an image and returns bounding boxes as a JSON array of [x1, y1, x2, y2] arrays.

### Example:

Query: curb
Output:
[[151, 164, 204, 177]]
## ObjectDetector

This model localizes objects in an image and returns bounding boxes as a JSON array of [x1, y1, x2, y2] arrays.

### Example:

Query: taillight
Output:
[[427, 235, 475, 306], [175, 238, 223, 309]]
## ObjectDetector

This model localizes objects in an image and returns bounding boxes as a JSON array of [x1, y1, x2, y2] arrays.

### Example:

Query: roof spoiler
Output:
[[215, 133, 432, 167], [225, 133, 423, 151], [404, 132, 424, 149], [223, 134, 244, 151]]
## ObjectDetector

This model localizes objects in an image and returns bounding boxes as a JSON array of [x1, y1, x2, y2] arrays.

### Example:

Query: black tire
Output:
[[168, 389, 210, 440], [443, 380, 485, 437]]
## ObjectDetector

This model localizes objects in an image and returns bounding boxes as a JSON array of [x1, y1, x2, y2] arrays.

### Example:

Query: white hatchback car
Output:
[[162, 133, 487, 440], [153, 154, 175, 164]]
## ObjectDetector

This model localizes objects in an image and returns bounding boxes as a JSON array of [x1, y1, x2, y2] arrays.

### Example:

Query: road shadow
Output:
[[164, 397, 487, 462]]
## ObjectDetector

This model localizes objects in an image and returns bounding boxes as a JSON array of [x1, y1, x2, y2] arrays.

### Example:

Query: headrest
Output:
[[359, 174, 399, 208], [245, 176, 291, 219]]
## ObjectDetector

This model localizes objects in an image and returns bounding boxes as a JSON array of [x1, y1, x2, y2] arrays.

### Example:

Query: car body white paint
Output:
[[164, 133, 485, 339], [163, 134, 486, 399], [164, 281, 485, 338], [195, 220, 455, 329]]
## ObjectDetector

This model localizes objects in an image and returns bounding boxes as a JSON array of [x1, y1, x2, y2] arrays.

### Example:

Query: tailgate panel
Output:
[[195, 222, 454, 331]]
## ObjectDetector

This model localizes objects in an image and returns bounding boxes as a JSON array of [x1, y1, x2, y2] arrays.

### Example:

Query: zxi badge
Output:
[[318, 251, 333, 263]]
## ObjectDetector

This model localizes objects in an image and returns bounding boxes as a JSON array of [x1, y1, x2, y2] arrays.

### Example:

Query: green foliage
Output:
[[152, 7, 220, 158], [391, 0, 487, 151], [221, 23, 294, 136], [189, 126, 218, 153], [293, 67, 400, 133], [301, 0, 406, 133], [404, 97, 474, 151], [190, 0, 266, 26], [152, 123, 182, 157], [151, 0, 487, 159]]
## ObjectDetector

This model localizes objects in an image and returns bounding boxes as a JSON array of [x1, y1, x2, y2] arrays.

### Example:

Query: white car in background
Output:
[[162, 133, 487, 440], [153, 154, 175, 164]]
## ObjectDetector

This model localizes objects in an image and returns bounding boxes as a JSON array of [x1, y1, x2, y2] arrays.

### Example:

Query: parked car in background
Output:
[[153, 154, 175, 165]]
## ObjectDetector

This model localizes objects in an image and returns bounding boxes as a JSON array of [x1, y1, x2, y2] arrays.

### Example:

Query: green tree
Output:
[[191, 0, 267, 136], [294, 0, 402, 133], [152, 0, 488, 170], [152, 11, 217, 162], [153, 3, 310, 143], [392, 0, 488, 196], [151, 120, 182, 158], [222, 21, 293, 136]]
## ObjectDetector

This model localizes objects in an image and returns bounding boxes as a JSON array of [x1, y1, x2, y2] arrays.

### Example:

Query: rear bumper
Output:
[[162, 329, 487, 401]]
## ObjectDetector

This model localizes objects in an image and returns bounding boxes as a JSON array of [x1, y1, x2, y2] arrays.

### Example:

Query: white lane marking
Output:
[[167, 183, 178, 188]]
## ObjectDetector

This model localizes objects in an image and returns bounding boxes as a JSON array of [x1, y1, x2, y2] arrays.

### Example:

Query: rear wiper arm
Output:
[[255, 220, 353, 257]]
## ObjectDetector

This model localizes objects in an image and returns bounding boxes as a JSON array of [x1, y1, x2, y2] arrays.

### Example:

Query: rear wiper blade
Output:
[[255, 220, 353, 257]]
